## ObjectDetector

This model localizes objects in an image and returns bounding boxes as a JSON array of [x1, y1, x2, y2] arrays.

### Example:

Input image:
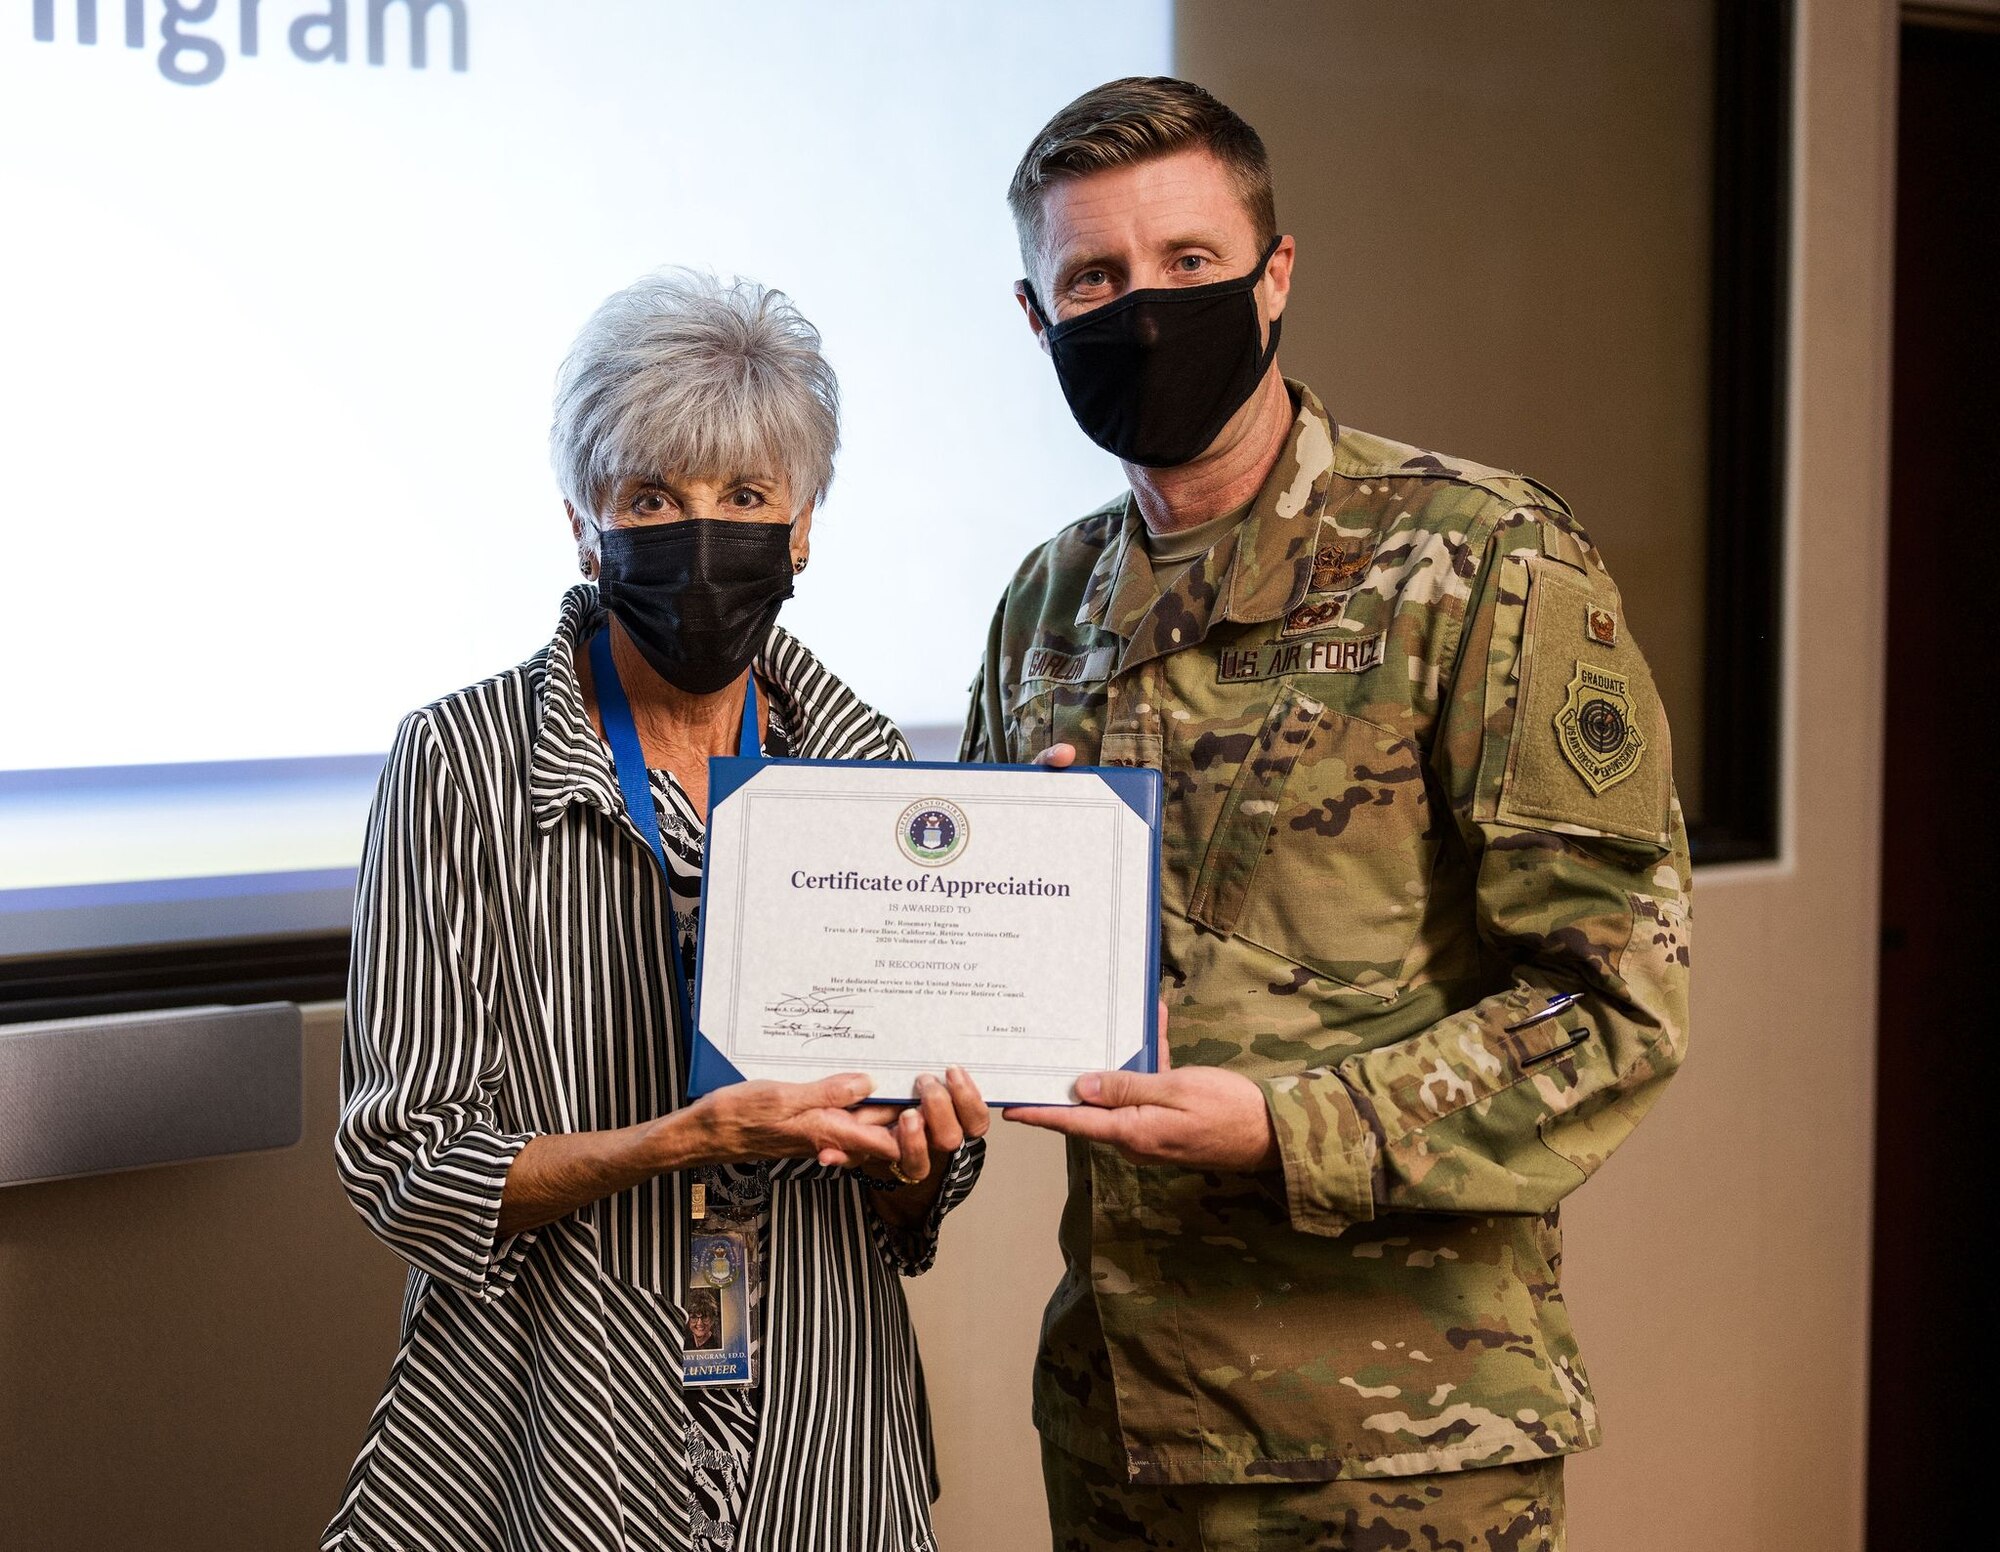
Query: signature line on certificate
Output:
[[760, 993, 875, 1048]]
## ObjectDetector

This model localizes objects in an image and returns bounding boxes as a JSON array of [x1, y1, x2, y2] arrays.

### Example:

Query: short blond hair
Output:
[[1006, 76, 1277, 280]]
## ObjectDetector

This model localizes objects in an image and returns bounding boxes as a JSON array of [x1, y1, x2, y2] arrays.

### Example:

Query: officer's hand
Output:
[[1033, 742, 1078, 769], [1001, 1007, 1280, 1172]]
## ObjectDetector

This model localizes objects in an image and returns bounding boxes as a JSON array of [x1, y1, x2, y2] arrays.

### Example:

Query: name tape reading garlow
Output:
[[1021, 645, 1117, 687]]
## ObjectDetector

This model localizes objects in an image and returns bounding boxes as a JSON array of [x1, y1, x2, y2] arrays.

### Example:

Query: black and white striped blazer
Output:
[[325, 586, 983, 1552]]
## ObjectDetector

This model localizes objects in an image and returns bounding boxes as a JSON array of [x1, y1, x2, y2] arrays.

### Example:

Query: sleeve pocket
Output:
[[1495, 560, 1673, 847]]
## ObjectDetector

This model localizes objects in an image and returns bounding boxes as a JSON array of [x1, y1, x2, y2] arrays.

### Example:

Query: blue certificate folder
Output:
[[687, 758, 1162, 1107]]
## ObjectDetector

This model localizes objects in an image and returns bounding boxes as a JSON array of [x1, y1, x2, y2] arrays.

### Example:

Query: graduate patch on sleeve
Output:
[[1554, 663, 1645, 793], [1495, 559, 1672, 845]]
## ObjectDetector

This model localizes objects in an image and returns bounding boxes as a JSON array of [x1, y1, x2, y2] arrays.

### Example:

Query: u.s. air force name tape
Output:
[[1217, 633, 1385, 684]]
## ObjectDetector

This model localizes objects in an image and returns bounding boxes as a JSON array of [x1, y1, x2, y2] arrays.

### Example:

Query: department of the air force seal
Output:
[[896, 798, 969, 867], [1555, 662, 1646, 794]]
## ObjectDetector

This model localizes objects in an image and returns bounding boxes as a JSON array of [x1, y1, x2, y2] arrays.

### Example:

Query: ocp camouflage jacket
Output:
[[961, 382, 1691, 1485]]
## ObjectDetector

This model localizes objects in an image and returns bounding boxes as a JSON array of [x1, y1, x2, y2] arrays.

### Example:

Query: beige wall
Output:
[[1562, 3, 1894, 1527], [921, 3, 1893, 1548], [1176, 0, 1720, 812], [0, 1003, 405, 1550], [0, 4, 1893, 1548]]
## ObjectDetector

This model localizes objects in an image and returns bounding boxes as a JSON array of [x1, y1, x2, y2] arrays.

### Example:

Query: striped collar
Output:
[[527, 584, 810, 831]]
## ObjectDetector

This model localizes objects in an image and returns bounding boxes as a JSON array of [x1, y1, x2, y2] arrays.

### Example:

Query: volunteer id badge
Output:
[[683, 1215, 759, 1389]]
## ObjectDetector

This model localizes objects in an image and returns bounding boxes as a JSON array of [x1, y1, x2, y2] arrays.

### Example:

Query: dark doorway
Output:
[[1870, 14, 1998, 1545]]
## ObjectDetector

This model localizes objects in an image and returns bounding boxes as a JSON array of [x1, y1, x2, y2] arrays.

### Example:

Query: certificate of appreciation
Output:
[[689, 759, 1161, 1106]]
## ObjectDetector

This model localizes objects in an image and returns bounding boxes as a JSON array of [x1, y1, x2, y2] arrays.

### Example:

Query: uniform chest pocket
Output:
[[1185, 680, 1437, 1001], [1008, 680, 1108, 763]]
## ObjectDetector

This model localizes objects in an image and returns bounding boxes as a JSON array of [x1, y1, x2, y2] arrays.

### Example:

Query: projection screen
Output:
[[0, 1, 1171, 961]]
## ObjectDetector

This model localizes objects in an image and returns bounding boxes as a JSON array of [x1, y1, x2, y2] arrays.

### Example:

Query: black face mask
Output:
[[1024, 235, 1285, 468], [595, 519, 794, 695]]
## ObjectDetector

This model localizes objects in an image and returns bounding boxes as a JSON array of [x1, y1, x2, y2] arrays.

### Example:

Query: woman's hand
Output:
[[840, 1068, 989, 1231], [498, 1075, 895, 1240], [678, 1073, 902, 1169], [847, 1066, 990, 1186]]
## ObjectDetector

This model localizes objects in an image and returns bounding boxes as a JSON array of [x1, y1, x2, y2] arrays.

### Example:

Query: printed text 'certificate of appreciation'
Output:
[[690, 760, 1161, 1106]]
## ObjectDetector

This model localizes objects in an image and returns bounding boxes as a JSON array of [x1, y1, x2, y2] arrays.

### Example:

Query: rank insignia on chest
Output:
[[1587, 607, 1618, 646], [1310, 539, 1374, 594], [1281, 598, 1344, 637], [1555, 662, 1647, 793]]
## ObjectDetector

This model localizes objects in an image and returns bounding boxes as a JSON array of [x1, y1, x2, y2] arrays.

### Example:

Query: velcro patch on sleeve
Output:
[[1497, 561, 1672, 845]]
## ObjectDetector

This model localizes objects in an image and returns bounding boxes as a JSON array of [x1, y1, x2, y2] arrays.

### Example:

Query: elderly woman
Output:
[[326, 271, 987, 1552]]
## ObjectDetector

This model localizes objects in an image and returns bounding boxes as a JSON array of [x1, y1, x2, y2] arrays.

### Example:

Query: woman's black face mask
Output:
[[595, 519, 794, 695], [1023, 234, 1285, 469]]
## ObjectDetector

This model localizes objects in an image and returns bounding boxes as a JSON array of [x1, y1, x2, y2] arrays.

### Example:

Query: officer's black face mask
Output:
[[1023, 234, 1285, 469], [595, 519, 794, 695]]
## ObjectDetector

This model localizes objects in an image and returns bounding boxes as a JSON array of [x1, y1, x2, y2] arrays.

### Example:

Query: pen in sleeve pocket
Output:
[[1504, 991, 1584, 1033]]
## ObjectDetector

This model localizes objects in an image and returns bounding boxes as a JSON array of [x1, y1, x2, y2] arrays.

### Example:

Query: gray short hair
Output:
[[551, 269, 839, 532]]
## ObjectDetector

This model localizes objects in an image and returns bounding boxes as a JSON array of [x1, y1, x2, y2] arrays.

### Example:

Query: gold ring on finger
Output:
[[889, 1163, 918, 1185]]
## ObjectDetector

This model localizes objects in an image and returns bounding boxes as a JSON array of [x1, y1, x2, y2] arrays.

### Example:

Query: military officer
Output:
[[967, 77, 1692, 1550]]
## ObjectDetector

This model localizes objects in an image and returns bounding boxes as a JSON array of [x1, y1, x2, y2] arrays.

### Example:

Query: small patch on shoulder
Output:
[[1586, 607, 1618, 646]]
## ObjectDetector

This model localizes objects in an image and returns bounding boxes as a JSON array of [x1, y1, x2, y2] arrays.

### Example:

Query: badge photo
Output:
[[685, 1230, 757, 1388], [684, 1287, 725, 1353]]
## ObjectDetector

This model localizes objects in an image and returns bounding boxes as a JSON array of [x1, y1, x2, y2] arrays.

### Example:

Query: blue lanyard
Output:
[[589, 625, 760, 1040]]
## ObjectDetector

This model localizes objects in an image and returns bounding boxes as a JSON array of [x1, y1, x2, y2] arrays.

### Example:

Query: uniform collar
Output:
[[1075, 381, 1338, 666], [528, 584, 799, 831]]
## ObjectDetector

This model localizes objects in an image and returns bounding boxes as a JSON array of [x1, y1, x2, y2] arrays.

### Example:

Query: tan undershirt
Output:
[[1142, 501, 1253, 597]]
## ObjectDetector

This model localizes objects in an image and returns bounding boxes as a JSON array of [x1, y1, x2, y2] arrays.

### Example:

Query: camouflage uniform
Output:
[[961, 384, 1690, 1505], [1043, 1439, 1561, 1551]]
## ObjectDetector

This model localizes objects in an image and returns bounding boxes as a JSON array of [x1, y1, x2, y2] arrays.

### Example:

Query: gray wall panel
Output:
[[0, 1003, 303, 1187]]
